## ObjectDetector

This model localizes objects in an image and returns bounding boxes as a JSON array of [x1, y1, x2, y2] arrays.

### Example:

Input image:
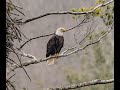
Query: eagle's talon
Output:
[[55, 53, 59, 59]]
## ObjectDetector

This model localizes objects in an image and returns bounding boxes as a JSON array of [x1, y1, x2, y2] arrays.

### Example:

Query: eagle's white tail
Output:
[[46, 58, 55, 65]]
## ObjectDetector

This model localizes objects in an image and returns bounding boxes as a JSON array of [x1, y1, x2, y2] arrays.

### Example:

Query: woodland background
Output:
[[6, 0, 114, 90]]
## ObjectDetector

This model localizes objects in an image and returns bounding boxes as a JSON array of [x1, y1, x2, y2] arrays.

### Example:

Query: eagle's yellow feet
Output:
[[54, 53, 59, 59]]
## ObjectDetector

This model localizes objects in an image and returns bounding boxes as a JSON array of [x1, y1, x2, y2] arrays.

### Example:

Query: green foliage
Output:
[[100, 4, 114, 27], [65, 30, 114, 90], [66, 74, 79, 84], [93, 42, 105, 67], [88, 35, 93, 40], [72, 7, 90, 12], [96, 0, 106, 4], [71, 7, 94, 19], [100, 30, 106, 35], [66, 1, 114, 89], [94, 8, 102, 16], [65, 69, 80, 84], [71, 0, 114, 26]]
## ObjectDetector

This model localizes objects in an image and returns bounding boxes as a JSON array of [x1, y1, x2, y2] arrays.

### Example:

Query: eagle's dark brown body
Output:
[[46, 34, 64, 57]]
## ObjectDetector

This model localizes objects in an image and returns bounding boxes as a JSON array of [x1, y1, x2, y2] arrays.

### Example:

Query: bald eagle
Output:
[[46, 27, 66, 65]]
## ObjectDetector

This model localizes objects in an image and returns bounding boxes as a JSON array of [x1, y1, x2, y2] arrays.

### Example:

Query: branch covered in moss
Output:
[[21, 0, 113, 24], [49, 79, 114, 90]]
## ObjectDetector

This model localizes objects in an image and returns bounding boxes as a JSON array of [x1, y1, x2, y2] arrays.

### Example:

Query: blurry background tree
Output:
[[6, 0, 31, 89], [6, 0, 114, 90]]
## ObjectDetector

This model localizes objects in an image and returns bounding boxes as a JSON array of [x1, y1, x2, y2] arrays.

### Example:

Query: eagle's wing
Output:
[[46, 35, 56, 57], [55, 36, 64, 53]]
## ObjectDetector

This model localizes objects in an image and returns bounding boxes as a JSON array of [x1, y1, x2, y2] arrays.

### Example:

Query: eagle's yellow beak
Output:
[[61, 28, 66, 32]]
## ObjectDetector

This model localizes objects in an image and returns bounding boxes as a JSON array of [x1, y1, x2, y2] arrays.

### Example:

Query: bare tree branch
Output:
[[62, 20, 96, 55], [18, 33, 54, 50], [18, 16, 88, 50], [6, 73, 16, 81], [49, 79, 114, 90], [20, 0, 113, 24], [7, 29, 112, 75]]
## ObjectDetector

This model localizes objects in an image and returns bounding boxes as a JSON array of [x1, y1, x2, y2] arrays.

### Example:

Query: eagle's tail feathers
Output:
[[46, 58, 55, 65]]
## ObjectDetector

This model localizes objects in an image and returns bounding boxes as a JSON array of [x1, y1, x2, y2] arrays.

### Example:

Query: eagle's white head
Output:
[[55, 27, 66, 36]]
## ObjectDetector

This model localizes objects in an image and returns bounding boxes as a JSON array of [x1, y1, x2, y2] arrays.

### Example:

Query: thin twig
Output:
[[6, 80, 16, 90], [6, 57, 19, 66], [7, 74, 15, 81], [79, 21, 96, 45], [10, 47, 31, 81], [61, 46, 77, 55]]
